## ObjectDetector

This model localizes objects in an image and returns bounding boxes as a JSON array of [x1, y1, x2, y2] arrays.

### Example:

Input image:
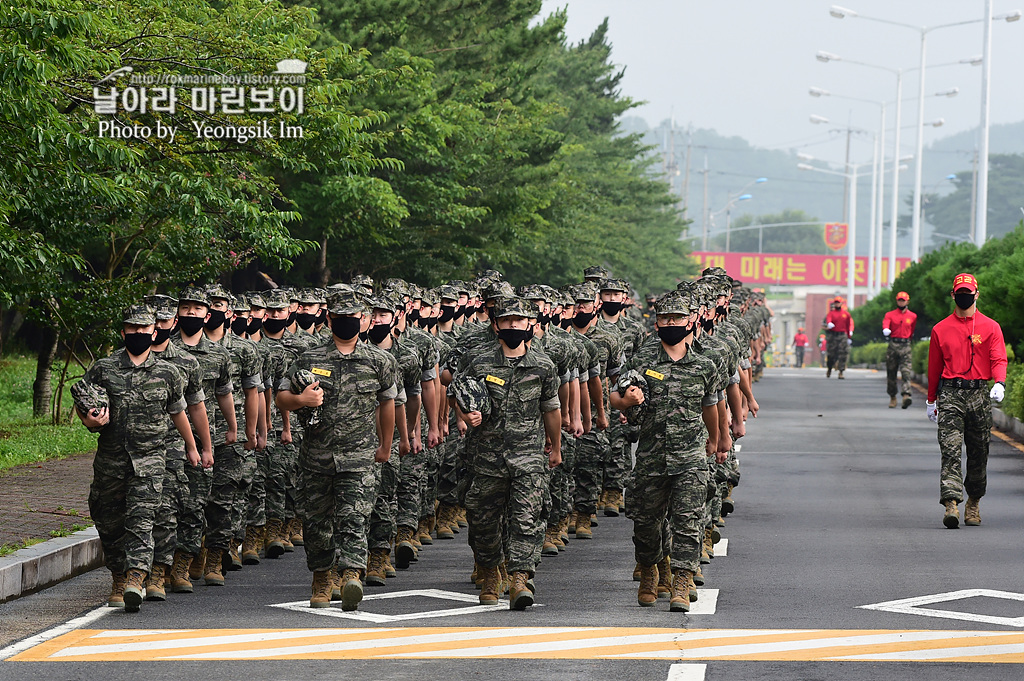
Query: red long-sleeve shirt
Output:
[[927, 309, 1007, 402], [793, 333, 810, 348], [825, 309, 853, 336], [882, 308, 917, 339]]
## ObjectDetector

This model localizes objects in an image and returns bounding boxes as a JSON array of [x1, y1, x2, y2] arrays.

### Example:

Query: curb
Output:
[[0, 527, 102, 603]]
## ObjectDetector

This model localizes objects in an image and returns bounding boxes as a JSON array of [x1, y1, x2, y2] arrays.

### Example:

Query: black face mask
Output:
[[954, 292, 976, 311], [124, 332, 153, 356], [359, 330, 368, 342], [601, 301, 625, 316], [246, 317, 263, 335], [295, 312, 316, 330], [315, 309, 327, 325], [204, 309, 227, 332], [407, 308, 420, 323], [331, 316, 361, 340], [453, 305, 466, 320], [716, 305, 728, 317], [368, 323, 393, 344], [560, 317, 572, 330], [701, 319, 715, 333], [262, 317, 288, 335], [425, 317, 437, 329], [287, 310, 297, 326], [573, 310, 596, 328], [498, 327, 533, 349], [231, 318, 249, 335], [658, 326, 689, 346], [439, 305, 456, 323], [538, 314, 550, 328], [153, 326, 172, 345], [179, 316, 205, 337]]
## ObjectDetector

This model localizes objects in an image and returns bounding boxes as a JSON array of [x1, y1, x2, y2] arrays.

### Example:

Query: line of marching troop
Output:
[[74, 264, 772, 613]]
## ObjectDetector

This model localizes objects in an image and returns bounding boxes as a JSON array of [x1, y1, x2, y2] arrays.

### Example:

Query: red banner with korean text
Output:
[[690, 252, 912, 287]]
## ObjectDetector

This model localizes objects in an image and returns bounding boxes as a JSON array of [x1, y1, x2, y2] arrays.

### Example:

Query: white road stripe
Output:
[[834, 641, 1024, 661], [688, 589, 719, 615], [93, 630, 194, 638], [667, 663, 707, 681], [165, 627, 593, 660], [608, 630, 1018, 659], [715, 539, 728, 557], [0, 605, 111, 661]]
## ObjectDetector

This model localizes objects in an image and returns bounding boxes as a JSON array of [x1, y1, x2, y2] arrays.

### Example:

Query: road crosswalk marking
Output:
[[11, 627, 1024, 662]]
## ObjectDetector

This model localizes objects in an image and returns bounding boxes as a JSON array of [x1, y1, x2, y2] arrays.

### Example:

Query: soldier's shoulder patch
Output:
[[311, 367, 332, 377], [644, 369, 665, 381], [485, 374, 506, 386]]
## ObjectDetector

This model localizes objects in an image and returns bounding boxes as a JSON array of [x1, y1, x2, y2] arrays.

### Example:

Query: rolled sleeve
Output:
[[377, 384, 398, 403]]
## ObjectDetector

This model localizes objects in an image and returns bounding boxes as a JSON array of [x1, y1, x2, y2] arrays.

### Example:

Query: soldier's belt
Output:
[[940, 378, 987, 390], [888, 337, 911, 344]]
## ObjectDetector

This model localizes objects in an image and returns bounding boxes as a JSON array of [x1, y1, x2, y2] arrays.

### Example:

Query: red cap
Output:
[[896, 291, 909, 301], [952, 273, 978, 293]]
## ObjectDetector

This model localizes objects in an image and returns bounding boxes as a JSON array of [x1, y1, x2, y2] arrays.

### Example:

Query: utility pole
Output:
[[681, 123, 693, 211], [701, 154, 710, 250], [841, 124, 853, 222], [970, 146, 979, 243]]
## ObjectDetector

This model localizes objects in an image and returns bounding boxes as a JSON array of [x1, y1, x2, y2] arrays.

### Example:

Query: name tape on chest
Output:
[[485, 374, 506, 386], [645, 369, 665, 381], [311, 367, 332, 377]]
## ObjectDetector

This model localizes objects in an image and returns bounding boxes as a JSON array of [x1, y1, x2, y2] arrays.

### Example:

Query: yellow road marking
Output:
[[11, 627, 1024, 663]]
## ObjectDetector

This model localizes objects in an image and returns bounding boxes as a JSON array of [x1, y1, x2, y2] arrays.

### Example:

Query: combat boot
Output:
[[722, 484, 735, 515], [395, 526, 417, 570], [703, 527, 715, 560], [478, 566, 500, 605], [435, 504, 456, 540], [964, 497, 981, 526], [903, 395, 912, 409], [456, 506, 468, 528], [632, 562, 642, 582], [943, 500, 960, 529], [366, 549, 388, 586], [552, 530, 566, 552], [329, 566, 342, 601], [590, 513, 599, 527], [656, 557, 672, 599], [384, 552, 397, 578], [203, 548, 225, 586], [567, 510, 577, 534], [558, 516, 570, 545], [574, 513, 593, 539], [700, 545, 711, 564], [826, 366, 832, 378], [227, 543, 242, 571], [144, 563, 167, 601], [281, 521, 295, 552], [339, 568, 363, 611], [123, 568, 146, 613], [471, 561, 481, 587], [838, 370, 845, 379], [889, 395, 898, 408], [417, 516, 434, 545], [498, 562, 511, 595], [670, 570, 693, 613], [241, 526, 263, 565], [597, 490, 609, 514], [542, 527, 560, 557], [692, 566, 705, 587], [310, 570, 332, 608], [265, 518, 286, 558], [711, 525, 721, 544], [603, 490, 621, 518], [189, 546, 206, 581], [637, 564, 658, 607], [169, 551, 194, 593], [288, 517, 304, 546], [108, 571, 127, 608], [509, 571, 535, 610]]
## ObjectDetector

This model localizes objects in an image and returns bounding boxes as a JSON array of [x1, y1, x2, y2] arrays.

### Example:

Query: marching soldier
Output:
[[882, 291, 917, 409]]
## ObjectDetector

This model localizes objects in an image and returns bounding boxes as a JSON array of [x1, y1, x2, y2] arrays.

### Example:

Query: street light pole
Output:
[[910, 31, 927, 262], [977, 0, 994, 245]]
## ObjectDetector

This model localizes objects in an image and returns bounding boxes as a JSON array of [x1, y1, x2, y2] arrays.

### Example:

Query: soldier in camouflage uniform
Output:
[[169, 286, 236, 591], [432, 284, 465, 539], [242, 292, 275, 564], [277, 289, 398, 611], [77, 304, 198, 613], [611, 290, 720, 613], [145, 294, 211, 600], [202, 285, 263, 582], [458, 296, 562, 610]]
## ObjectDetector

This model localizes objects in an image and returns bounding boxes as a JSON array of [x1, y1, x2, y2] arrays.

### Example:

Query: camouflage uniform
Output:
[[395, 322, 439, 534], [84, 306, 188, 574], [937, 387, 993, 503], [886, 341, 914, 399]]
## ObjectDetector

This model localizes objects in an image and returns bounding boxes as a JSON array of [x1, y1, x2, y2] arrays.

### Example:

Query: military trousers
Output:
[[396, 449, 427, 530], [547, 434, 576, 526], [573, 430, 608, 516], [152, 457, 188, 565], [205, 442, 253, 551], [296, 463, 376, 573], [436, 430, 462, 507], [245, 445, 269, 529], [937, 387, 992, 503], [603, 417, 630, 494], [466, 470, 546, 574], [369, 454, 400, 552], [265, 438, 297, 521], [177, 464, 212, 556], [795, 346, 805, 368], [630, 465, 709, 573], [886, 341, 913, 397], [825, 330, 849, 372], [232, 447, 259, 541], [89, 467, 164, 574]]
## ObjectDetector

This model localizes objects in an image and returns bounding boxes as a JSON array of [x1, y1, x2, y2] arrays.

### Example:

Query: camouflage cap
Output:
[[451, 373, 491, 417], [571, 282, 599, 303], [288, 369, 322, 427], [71, 380, 108, 415], [477, 269, 503, 282], [616, 369, 650, 426], [247, 292, 267, 309], [231, 293, 249, 312], [599, 277, 630, 293], [408, 284, 424, 301], [327, 289, 367, 315], [351, 273, 374, 289], [178, 284, 210, 308], [583, 265, 611, 281], [494, 296, 536, 319], [450, 280, 471, 296], [316, 287, 328, 304], [645, 293, 658, 302], [655, 291, 691, 316], [144, 294, 178, 321], [421, 288, 440, 307], [382, 278, 410, 298], [206, 283, 231, 303], [518, 284, 546, 301], [293, 288, 320, 305], [437, 284, 460, 302], [122, 303, 155, 326], [263, 289, 290, 309], [702, 266, 729, 278], [368, 290, 400, 313], [482, 281, 516, 301], [327, 282, 355, 293]]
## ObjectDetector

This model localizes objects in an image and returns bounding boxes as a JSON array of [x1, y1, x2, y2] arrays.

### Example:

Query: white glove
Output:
[[882, 328, 891, 337], [990, 383, 1005, 403], [847, 338, 853, 346], [827, 322, 835, 329], [926, 401, 938, 423]]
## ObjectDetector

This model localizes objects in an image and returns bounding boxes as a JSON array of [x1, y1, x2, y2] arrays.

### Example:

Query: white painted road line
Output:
[[0, 605, 111, 661], [715, 538, 728, 557], [666, 663, 707, 681], [859, 588, 1024, 627]]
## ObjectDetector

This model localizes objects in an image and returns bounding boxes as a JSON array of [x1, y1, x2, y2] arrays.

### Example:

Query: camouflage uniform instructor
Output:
[[277, 289, 398, 611], [611, 290, 720, 613], [926, 273, 1007, 529], [458, 297, 562, 611], [76, 304, 199, 612]]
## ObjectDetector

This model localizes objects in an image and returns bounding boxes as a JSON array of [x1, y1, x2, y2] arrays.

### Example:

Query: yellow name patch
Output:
[[645, 369, 665, 381], [485, 375, 506, 386], [311, 367, 332, 377]]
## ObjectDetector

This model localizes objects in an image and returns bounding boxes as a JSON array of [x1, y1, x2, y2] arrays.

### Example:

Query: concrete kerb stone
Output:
[[0, 527, 102, 603]]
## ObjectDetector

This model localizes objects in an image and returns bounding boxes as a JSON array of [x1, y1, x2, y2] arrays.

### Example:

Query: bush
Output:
[[1004, 362, 1024, 422], [850, 341, 888, 366], [912, 340, 930, 375]]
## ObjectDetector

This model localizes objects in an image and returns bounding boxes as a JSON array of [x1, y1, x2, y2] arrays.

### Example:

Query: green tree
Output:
[[708, 209, 826, 255], [924, 154, 1024, 248]]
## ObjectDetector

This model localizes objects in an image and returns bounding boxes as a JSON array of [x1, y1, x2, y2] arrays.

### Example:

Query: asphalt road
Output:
[[3, 366, 1024, 680]]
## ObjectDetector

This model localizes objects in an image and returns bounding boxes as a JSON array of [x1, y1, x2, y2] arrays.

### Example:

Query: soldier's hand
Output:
[[464, 411, 483, 428], [622, 385, 645, 407], [619, 413, 629, 425], [302, 381, 324, 408], [201, 448, 214, 469], [243, 432, 257, 451], [561, 413, 571, 431], [186, 448, 201, 467], [731, 418, 745, 439], [548, 448, 562, 469], [427, 427, 441, 449], [412, 434, 423, 455], [80, 407, 109, 429], [442, 421, 450, 438], [399, 438, 411, 458], [280, 429, 293, 444], [748, 398, 759, 418], [226, 427, 238, 445], [715, 449, 728, 464], [571, 418, 584, 438], [596, 414, 610, 431], [457, 419, 468, 436], [927, 401, 938, 423], [718, 431, 733, 455], [375, 445, 390, 463], [257, 432, 268, 451]]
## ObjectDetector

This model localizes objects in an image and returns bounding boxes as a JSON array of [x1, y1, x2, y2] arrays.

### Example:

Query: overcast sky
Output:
[[540, 0, 1024, 166]]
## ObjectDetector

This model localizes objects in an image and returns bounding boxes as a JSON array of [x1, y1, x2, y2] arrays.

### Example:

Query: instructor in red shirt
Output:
[[926, 273, 1007, 529], [823, 298, 853, 379], [792, 327, 810, 368], [882, 291, 917, 408]]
